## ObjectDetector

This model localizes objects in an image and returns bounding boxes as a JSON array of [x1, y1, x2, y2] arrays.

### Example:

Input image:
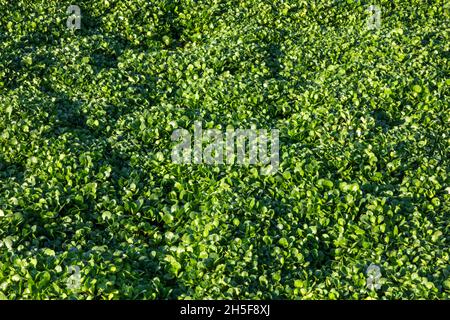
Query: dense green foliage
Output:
[[0, 0, 449, 299]]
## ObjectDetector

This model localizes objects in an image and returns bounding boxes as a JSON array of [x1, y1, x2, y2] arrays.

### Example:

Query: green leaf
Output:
[[431, 231, 442, 242], [43, 248, 56, 256]]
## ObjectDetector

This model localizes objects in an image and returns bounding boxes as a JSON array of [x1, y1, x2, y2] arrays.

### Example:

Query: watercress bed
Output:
[[0, 0, 448, 299]]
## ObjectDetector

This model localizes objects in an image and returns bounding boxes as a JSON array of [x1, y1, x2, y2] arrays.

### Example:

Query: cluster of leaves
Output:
[[0, 0, 449, 299]]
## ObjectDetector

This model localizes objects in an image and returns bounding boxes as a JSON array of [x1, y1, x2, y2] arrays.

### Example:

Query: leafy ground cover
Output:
[[0, 0, 449, 299]]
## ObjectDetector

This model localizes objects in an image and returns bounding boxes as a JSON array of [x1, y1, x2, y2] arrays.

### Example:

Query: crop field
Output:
[[0, 0, 449, 300]]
